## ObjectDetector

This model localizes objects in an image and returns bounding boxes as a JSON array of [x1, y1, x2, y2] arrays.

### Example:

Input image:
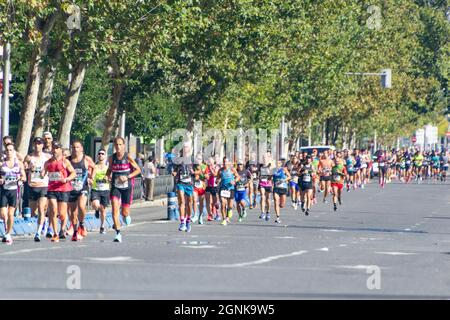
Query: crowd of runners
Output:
[[0, 132, 448, 243], [173, 146, 449, 233], [0, 133, 141, 244]]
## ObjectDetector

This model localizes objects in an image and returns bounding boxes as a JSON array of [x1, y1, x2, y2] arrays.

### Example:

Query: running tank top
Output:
[[111, 153, 132, 190], [69, 155, 88, 192], [47, 158, 72, 192], [331, 164, 345, 183], [1, 159, 21, 190], [259, 165, 272, 187], [29, 153, 49, 186], [220, 168, 235, 190], [236, 170, 249, 191], [93, 164, 110, 191], [273, 167, 288, 189], [206, 165, 219, 187]]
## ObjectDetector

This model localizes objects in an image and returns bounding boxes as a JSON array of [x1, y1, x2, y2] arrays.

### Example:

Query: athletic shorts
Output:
[[443, 165, 449, 172], [110, 186, 133, 208], [219, 188, 235, 199], [273, 187, 287, 195], [331, 183, 344, 190], [347, 171, 355, 176], [205, 186, 218, 195], [91, 190, 110, 208], [0, 189, 17, 208], [300, 183, 313, 191], [194, 187, 206, 196], [69, 190, 89, 203], [29, 187, 48, 201], [433, 165, 440, 169], [320, 176, 332, 182], [47, 191, 70, 203], [176, 184, 193, 197], [259, 186, 273, 193], [289, 181, 299, 191], [379, 165, 388, 173], [234, 190, 247, 203]]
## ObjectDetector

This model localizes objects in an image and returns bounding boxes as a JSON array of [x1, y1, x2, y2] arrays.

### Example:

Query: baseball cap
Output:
[[33, 137, 44, 144], [52, 141, 62, 149], [43, 131, 53, 138]]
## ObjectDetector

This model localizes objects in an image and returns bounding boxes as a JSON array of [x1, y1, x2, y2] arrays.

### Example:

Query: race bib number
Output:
[[252, 173, 258, 179], [275, 180, 287, 189], [96, 179, 109, 191], [303, 175, 311, 183], [333, 175, 341, 182], [406, 160, 411, 165], [379, 163, 385, 167], [220, 190, 231, 198], [71, 178, 84, 191], [236, 186, 246, 191], [260, 178, 268, 183], [115, 176, 128, 189], [4, 176, 18, 189], [361, 163, 367, 169], [194, 180, 203, 188], [48, 172, 61, 182], [292, 176, 299, 184]]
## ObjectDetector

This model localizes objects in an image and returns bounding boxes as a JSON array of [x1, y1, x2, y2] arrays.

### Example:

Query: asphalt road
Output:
[[0, 180, 449, 299]]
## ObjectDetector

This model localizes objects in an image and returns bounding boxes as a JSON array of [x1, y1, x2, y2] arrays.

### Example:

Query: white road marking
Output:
[[336, 265, 379, 270], [404, 229, 411, 231], [339, 244, 347, 247], [219, 250, 308, 268], [0, 246, 64, 256], [275, 236, 295, 239], [322, 229, 344, 232], [182, 245, 217, 249], [315, 247, 329, 252], [375, 252, 417, 256], [85, 256, 141, 262]]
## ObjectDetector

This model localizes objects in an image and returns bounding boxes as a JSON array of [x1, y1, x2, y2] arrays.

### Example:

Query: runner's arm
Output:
[[106, 156, 113, 180], [127, 155, 142, 179], [19, 162, 27, 183], [64, 159, 77, 182]]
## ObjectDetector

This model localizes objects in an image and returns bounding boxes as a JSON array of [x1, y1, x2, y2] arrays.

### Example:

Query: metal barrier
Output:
[[152, 174, 175, 198]]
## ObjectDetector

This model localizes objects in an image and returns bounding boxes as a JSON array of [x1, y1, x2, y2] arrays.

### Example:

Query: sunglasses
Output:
[[98, 153, 105, 156]]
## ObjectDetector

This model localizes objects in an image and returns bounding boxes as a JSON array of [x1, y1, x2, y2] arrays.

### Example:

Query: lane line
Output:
[[218, 250, 308, 268], [0, 245, 88, 256]]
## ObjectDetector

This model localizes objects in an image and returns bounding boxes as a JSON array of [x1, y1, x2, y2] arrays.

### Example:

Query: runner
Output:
[[91, 148, 110, 234], [413, 150, 424, 182], [440, 151, 449, 182], [172, 151, 194, 232], [42, 132, 54, 154], [24, 137, 51, 242], [311, 149, 320, 204], [360, 149, 370, 188], [272, 159, 291, 223], [377, 150, 388, 188], [246, 152, 259, 209], [68, 140, 95, 240], [235, 161, 251, 222], [258, 153, 273, 221], [331, 151, 347, 212], [0, 143, 26, 245], [41, 141, 76, 242], [404, 149, 413, 183], [431, 151, 440, 182], [216, 157, 240, 226], [318, 151, 333, 203], [192, 153, 207, 224], [107, 137, 141, 242], [205, 157, 220, 221], [344, 150, 356, 191], [287, 155, 301, 209], [2, 136, 24, 162], [299, 156, 315, 216]]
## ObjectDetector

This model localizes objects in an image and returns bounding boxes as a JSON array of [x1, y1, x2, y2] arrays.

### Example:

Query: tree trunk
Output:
[[16, 12, 59, 155], [34, 43, 63, 137], [58, 61, 87, 148], [101, 79, 124, 151]]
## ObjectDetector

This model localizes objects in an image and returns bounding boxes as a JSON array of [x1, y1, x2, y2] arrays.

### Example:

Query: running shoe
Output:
[[186, 222, 192, 233], [100, 227, 106, 234], [334, 204, 338, 212], [275, 217, 281, 224], [1, 237, 5, 243], [242, 208, 247, 219], [124, 216, 132, 226], [220, 220, 228, 226], [71, 232, 82, 241], [5, 234, 12, 245], [207, 214, 214, 222], [214, 214, 221, 221], [227, 210, 233, 220], [66, 224, 74, 236], [260, 212, 266, 220], [178, 222, 187, 232], [113, 233, 122, 243], [338, 198, 342, 205], [293, 202, 298, 210], [249, 205, 253, 209], [51, 235, 59, 243], [46, 227, 53, 239], [265, 213, 270, 222], [34, 233, 41, 242], [305, 210, 309, 216], [238, 215, 243, 223], [79, 226, 88, 237], [198, 214, 204, 225], [58, 230, 66, 240], [191, 213, 198, 223]]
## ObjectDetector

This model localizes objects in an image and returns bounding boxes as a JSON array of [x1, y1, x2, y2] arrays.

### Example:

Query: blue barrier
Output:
[[167, 192, 179, 221]]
